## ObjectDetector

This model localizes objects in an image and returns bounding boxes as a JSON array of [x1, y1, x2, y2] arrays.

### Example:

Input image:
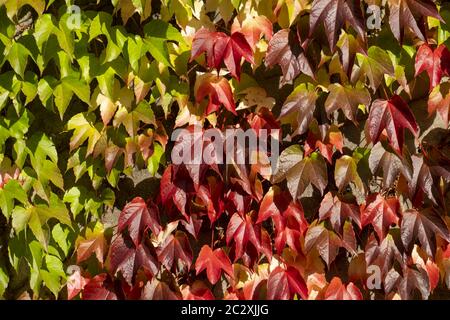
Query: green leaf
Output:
[[0, 265, 8, 297], [62, 77, 91, 104], [40, 269, 60, 298], [22, 72, 38, 105], [34, 14, 55, 50], [143, 19, 184, 43], [144, 38, 172, 67], [142, 20, 184, 67], [6, 42, 30, 78], [126, 36, 145, 72], [37, 76, 57, 108], [45, 254, 65, 278], [13, 194, 71, 248], [55, 17, 75, 60], [0, 179, 28, 219], [334, 155, 365, 203], [52, 223, 72, 257], [96, 67, 116, 99], [67, 113, 102, 156], [357, 46, 394, 91], [54, 83, 73, 119], [28, 240, 43, 294], [3, 0, 45, 19], [89, 12, 113, 42], [54, 76, 91, 118], [148, 142, 164, 176], [7, 109, 31, 139]]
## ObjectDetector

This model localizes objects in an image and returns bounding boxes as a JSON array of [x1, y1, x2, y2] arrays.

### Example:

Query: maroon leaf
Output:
[[109, 234, 159, 285], [156, 231, 192, 272], [399, 154, 437, 205], [196, 176, 225, 225], [118, 197, 161, 247], [305, 224, 342, 267], [367, 95, 419, 154], [82, 274, 118, 300], [319, 192, 361, 233], [309, 0, 365, 50], [369, 142, 412, 188], [265, 29, 314, 86], [266, 266, 308, 300], [365, 233, 403, 276], [190, 28, 254, 79], [401, 208, 450, 257], [387, 0, 442, 43]]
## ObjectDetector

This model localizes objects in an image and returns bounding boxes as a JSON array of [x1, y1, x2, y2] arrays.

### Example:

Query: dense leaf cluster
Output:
[[0, 0, 449, 300]]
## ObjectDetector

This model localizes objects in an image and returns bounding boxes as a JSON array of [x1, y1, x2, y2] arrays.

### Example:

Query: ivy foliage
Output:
[[0, 0, 449, 300]]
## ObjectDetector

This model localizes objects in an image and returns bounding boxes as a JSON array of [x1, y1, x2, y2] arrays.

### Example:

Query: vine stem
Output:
[[380, 80, 390, 100]]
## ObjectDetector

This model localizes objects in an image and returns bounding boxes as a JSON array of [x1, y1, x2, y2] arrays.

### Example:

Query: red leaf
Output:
[[258, 186, 308, 253], [226, 212, 261, 261], [76, 224, 107, 266], [324, 277, 363, 300], [67, 268, 89, 300], [304, 123, 343, 164], [160, 164, 192, 219], [118, 197, 161, 247], [266, 266, 308, 300], [109, 234, 159, 285], [258, 186, 307, 231], [156, 231, 193, 272], [231, 15, 273, 50], [367, 95, 419, 154], [361, 193, 400, 241], [412, 246, 440, 292], [181, 281, 215, 300], [225, 190, 252, 216], [342, 220, 357, 255], [195, 73, 236, 115], [428, 83, 450, 125], [82, 274, 118, 300], [319, 192, 361, 233], [190, 28, 253, 79], [195, 245, 233, 284], [196, 176, 225, 225], [415, 44, 450, 90]]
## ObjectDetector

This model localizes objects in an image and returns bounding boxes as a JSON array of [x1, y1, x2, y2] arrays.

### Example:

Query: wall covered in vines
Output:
[[0, 0, 449, 300]]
